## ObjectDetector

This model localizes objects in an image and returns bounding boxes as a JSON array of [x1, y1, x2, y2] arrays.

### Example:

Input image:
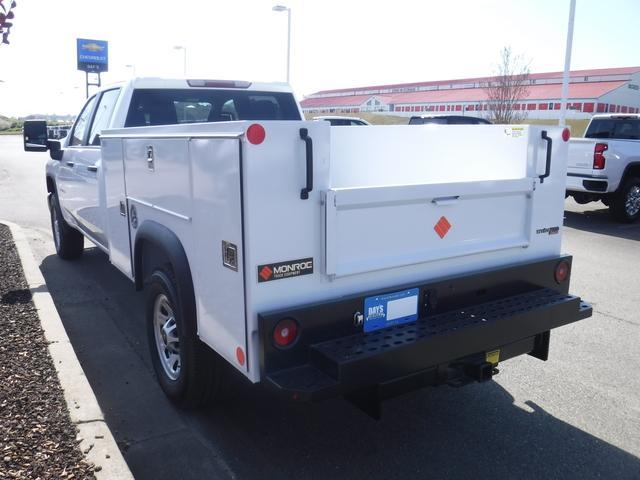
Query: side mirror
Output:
[[23, 120, 49, 152]]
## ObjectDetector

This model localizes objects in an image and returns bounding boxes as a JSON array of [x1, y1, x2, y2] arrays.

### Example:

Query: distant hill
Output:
[[21, 114, 75, 122], [0, 113, 76, 132]]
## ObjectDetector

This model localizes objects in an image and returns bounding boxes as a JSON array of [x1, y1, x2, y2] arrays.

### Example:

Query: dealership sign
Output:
[[77, 38, 108, 73]]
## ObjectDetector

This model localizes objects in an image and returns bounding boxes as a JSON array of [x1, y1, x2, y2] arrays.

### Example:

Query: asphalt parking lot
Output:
[[1, 134, 639, 479]]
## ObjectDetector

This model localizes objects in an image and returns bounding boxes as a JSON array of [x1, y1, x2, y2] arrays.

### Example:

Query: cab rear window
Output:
[[585, 118, 640, 140], [125, 89, 301, 127]]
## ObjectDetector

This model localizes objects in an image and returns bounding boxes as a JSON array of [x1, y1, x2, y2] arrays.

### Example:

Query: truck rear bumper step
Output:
[[265, 288, 591, 400]]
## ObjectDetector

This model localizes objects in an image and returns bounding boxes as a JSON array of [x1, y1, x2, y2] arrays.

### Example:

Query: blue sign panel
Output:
[[77, 38, 108, 73], [363, 288, 420, 333]]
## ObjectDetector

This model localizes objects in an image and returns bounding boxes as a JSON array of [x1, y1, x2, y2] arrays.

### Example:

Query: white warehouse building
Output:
[[300, 66, 640, 120]]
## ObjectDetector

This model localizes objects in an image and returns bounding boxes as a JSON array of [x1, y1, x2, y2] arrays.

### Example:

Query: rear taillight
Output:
[[273, 318, 299, 348], [554, 260, 570, 284], [593, 143, 607, 169], [562, 128, 571, 142]]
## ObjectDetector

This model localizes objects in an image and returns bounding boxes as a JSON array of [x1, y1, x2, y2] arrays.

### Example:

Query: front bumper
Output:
[[259, 257, 592, 401]]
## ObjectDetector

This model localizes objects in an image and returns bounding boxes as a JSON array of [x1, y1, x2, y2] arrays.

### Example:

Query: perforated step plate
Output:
[[309, 288, 591, 387]]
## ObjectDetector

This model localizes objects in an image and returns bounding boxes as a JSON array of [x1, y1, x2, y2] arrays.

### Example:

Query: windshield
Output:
[[409, 117, 446, 125], [125, 88, 301, 127]]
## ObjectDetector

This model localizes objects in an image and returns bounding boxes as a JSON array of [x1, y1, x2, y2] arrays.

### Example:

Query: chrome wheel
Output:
[[153, 294, 181, 381], [625, 185, 640, 217]]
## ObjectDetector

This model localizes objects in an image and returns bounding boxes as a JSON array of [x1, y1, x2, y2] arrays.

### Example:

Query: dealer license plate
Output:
[[363, 288, 419, 333]]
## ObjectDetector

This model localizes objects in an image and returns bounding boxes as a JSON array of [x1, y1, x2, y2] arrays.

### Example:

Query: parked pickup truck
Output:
[[23, 78, 591, 417], [566, 114, 640, 222]]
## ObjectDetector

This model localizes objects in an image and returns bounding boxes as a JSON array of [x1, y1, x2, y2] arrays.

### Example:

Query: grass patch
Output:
[[521, 118, 590, 137]]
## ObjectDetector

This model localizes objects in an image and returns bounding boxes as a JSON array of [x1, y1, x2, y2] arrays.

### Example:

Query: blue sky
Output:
[[0, 0, 638, 116]]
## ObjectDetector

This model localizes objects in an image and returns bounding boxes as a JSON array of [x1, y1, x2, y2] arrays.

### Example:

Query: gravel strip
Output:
[[0, 224, 97, 479]]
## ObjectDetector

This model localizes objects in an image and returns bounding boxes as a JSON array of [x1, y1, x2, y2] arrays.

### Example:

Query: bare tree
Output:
[[485, 47, 530, 123]]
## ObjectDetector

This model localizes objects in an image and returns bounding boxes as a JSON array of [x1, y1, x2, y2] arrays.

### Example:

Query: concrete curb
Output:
[[2, 221, 133, 480]]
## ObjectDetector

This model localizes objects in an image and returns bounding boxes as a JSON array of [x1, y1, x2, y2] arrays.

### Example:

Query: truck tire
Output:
[[146, 269, 219, 407], [609, 177, 640, 223], [49, 193, 84, 259]]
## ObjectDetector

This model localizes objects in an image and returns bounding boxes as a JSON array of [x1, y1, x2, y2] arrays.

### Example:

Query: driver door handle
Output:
[[66, 161, 75, 167], [87, 165, 98, 172]]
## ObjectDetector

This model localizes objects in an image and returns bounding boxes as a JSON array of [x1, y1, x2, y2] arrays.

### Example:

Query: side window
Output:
[[174, 100, 213, 123], [88, 89, 121, 145], [70, 96, 98, 146]]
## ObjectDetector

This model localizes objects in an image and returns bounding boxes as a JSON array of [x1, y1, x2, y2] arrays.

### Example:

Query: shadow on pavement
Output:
[[564, 205, 640, 242], [39, 248, 640, 480]]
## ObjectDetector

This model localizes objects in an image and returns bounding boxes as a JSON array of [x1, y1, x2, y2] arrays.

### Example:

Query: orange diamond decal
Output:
[[434, 216, 452, 239], [259, 265, 273, 281]]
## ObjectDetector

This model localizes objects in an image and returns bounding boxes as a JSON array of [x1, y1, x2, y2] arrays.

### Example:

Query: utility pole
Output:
[[559, 0, 576, 127]]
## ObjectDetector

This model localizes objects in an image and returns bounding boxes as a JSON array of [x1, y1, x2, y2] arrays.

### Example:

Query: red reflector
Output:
[[562, 128, 571, 142], [554, 261, 570, 284], [273, 318, 298, 348], [247, 123, 266, 145], [593, 143, 607, 169], [236, 347, 246, 366]]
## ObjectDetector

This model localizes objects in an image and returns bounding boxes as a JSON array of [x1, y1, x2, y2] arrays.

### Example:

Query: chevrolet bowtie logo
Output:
[[82, 42, 105, 52]]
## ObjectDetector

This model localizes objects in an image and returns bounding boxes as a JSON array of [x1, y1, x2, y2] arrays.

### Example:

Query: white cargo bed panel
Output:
[[325, 178, 533, 277], [102, 122, 250, 373], [329, 125, 535, 188]]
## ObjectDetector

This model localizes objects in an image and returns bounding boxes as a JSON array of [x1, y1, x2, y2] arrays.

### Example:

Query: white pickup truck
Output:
[[23, 78, 591, 417], [566, 114, 640, 222]]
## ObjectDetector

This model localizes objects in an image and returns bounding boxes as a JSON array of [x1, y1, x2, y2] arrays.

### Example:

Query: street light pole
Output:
[[272, 5, 291, 83], [174, 46, 187, 75], [559, 0, 576, 127]]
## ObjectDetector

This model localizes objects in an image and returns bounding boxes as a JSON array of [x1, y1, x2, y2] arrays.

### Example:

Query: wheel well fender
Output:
[[46, 176, 55, 194], [620, 162, 640, 188], [46, 176, 56, 206], [133, 221, 196, 323]]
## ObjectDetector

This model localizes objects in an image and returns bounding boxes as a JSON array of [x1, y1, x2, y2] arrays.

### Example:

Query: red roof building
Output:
[[300, 67, 640, 119]]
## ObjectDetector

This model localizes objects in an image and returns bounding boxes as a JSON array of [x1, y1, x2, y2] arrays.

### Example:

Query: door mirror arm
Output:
[[48, 140, 64, 161]]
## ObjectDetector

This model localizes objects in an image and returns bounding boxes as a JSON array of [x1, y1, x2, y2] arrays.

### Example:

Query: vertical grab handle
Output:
[[299, 128, 313, 199], [539, 130, 552, 183]]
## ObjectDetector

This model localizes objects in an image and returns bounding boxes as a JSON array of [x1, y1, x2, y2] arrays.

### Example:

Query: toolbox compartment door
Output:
[[325, 178, 534, 278]]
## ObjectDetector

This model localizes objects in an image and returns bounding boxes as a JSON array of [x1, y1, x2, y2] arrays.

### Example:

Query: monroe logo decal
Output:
[[257, 258, 314, 283], [536, 226, 560, 235]]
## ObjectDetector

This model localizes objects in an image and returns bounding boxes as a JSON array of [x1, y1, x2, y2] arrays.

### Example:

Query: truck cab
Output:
[[36, 78, 302, 252]]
